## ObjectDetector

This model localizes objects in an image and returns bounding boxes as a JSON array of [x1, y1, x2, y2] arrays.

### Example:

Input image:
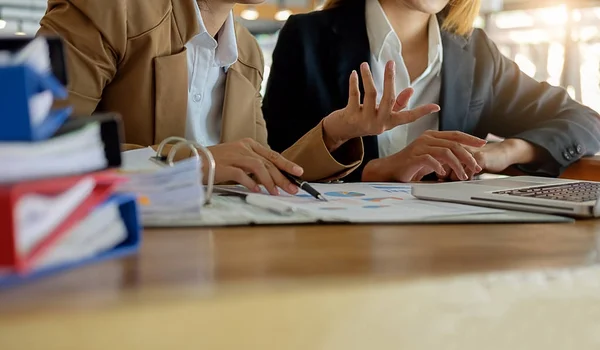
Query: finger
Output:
[[251, 143, 304, 177], [221, 167, 260, 193], [347, 70, 360, 111], [426, 138, 482, 173], [436, 164, 452, 181], [427, 147, 469, 181], [426, 130, 487, 148], [411, 166, 435, 182], [360, 62, 378, 113], [378, 60, 396, 117], [399, 154, 445, 182], [391, 103, 440, 126], [392, 88, 414, 112], [236, 158, 278, 195], [265, 162, 299, 195]]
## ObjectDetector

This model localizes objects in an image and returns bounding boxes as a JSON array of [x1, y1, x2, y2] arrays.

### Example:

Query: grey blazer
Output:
[[263, 0, 600, 181]]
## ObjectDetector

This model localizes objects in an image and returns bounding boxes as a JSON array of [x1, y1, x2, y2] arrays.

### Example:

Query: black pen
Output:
[[282, 172, 328, 202]]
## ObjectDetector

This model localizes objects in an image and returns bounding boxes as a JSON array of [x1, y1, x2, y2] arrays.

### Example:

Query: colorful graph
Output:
[[362, 205, 391, 209], [324, 191, 365, 198], [370, 185, 412, 194], [362, 197, 404, 203]]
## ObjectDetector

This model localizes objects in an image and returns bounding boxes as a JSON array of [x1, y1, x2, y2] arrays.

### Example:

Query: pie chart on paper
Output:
[[324, 191, 366, 198]]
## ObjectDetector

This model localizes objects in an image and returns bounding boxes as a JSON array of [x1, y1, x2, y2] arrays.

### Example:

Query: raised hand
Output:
[[322, 61, 441, 151]]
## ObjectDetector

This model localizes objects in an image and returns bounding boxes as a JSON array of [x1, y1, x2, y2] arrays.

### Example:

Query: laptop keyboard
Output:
[[493, 182, 600, 203]]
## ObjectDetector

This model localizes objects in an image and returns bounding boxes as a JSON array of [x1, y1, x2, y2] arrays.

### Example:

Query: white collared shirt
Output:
[[184, 3, 238, 146], [366, 0, 443, 158]]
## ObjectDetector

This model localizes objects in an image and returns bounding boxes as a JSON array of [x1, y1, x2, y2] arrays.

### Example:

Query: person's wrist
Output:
[[362, 157, 394, 182], [500, 139, 538, 165], [322, 112, 350, 151]]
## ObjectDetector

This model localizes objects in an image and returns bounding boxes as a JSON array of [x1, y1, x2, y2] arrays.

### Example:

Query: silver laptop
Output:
[[412, 176, 600, 218]]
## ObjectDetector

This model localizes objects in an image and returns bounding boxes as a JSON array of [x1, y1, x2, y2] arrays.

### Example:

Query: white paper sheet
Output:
[[118, 148, 204, 217], [218, 183, 503, 223], [33, 201, 127, 269], [15, 177, 96, 256]]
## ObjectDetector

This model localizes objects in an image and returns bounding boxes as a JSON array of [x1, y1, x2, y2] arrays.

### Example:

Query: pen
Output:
[[282, 172, 328, 202]]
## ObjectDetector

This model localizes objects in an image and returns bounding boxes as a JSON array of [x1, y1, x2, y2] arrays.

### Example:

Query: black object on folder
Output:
[[0, 36, 68, 85]]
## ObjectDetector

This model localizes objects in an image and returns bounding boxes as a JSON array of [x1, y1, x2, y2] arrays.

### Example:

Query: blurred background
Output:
[[1, 0, 599, 112]]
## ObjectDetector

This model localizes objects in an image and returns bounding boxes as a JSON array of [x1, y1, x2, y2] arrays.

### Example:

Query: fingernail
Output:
[[476, 165, 483, 172], [288, 184, 299, 193], [461, 173, 468, 181], [386, 61, 394, 70], [351, 70, 357, 77], [253, 186, 261, 193], [293, 165, 304, 175], [274, 188, 280, 196]]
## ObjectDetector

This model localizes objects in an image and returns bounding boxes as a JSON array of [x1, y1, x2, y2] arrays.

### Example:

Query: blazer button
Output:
[[569, 148, 576, 156], [576, 144, 584, 154], [563, 151, 572, 160], [193, 94, 202, 102]]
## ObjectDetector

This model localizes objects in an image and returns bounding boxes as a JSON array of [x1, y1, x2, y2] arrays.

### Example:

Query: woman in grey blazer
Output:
[[263, 0, 600, 182]]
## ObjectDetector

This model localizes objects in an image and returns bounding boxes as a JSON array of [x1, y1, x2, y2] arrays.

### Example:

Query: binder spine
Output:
[[0, 65, 71, 142]]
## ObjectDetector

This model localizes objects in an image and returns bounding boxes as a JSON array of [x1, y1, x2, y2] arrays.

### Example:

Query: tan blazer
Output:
[[38, 0, 363, 181]]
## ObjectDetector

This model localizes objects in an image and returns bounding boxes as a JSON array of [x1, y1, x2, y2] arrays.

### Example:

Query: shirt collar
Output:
[[365, 0, 443, 65], [192, 1, 238, 71]]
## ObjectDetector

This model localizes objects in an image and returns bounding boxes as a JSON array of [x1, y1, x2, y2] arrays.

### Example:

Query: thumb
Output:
[[393, 88, 414, 112]]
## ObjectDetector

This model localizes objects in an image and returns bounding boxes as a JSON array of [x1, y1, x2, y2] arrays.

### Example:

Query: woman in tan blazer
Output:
[[38, 0, 439, 195]]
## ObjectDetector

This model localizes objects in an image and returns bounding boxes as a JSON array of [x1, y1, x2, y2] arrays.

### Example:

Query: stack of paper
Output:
[[118, 147, 204, 218], [0, 123, 108, 183], [33, 200, 128, 269]]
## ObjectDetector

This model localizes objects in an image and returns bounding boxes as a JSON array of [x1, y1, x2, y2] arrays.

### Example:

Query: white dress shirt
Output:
[[184, 3, 238, 146], [366, 0, 443, 158]]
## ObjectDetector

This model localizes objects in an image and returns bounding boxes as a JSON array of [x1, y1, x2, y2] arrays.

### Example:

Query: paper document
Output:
[[118, 147, 204, 218], [0, 123, 108, 183], [33, 201, 127, 269], [15, 177, 96, 256], [218, 183, 503, 223]]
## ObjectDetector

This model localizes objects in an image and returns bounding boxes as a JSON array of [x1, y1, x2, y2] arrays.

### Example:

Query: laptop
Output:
[[412, 176, 600, 218]]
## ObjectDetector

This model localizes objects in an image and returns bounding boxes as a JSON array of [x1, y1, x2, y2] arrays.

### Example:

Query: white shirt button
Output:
[[193, 94, 202, 102]]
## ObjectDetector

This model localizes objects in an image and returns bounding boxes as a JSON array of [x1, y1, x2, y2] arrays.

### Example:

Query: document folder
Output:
[[0, 172, 122, 272], [0, 194, 141, 289], [0, 64, 72, 141]]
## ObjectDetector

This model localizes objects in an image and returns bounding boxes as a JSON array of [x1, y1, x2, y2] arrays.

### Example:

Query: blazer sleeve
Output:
[[477, 31, 600, 175], [263, 16, 364, 182], [37, 0, 126, 116]]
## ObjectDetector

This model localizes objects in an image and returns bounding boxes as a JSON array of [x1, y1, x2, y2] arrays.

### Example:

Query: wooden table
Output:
[[2, 222, 600, 349]]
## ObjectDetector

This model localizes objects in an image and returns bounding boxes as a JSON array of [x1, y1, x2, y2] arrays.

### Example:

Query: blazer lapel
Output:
[[331, 0, 380, 161], [220, 64, 257, 142], [331, 0, 371, 104], [439, 32, 476, 132]]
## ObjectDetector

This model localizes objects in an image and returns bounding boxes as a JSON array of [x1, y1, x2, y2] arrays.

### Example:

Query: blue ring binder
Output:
[[0, 65, 72, 142]]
